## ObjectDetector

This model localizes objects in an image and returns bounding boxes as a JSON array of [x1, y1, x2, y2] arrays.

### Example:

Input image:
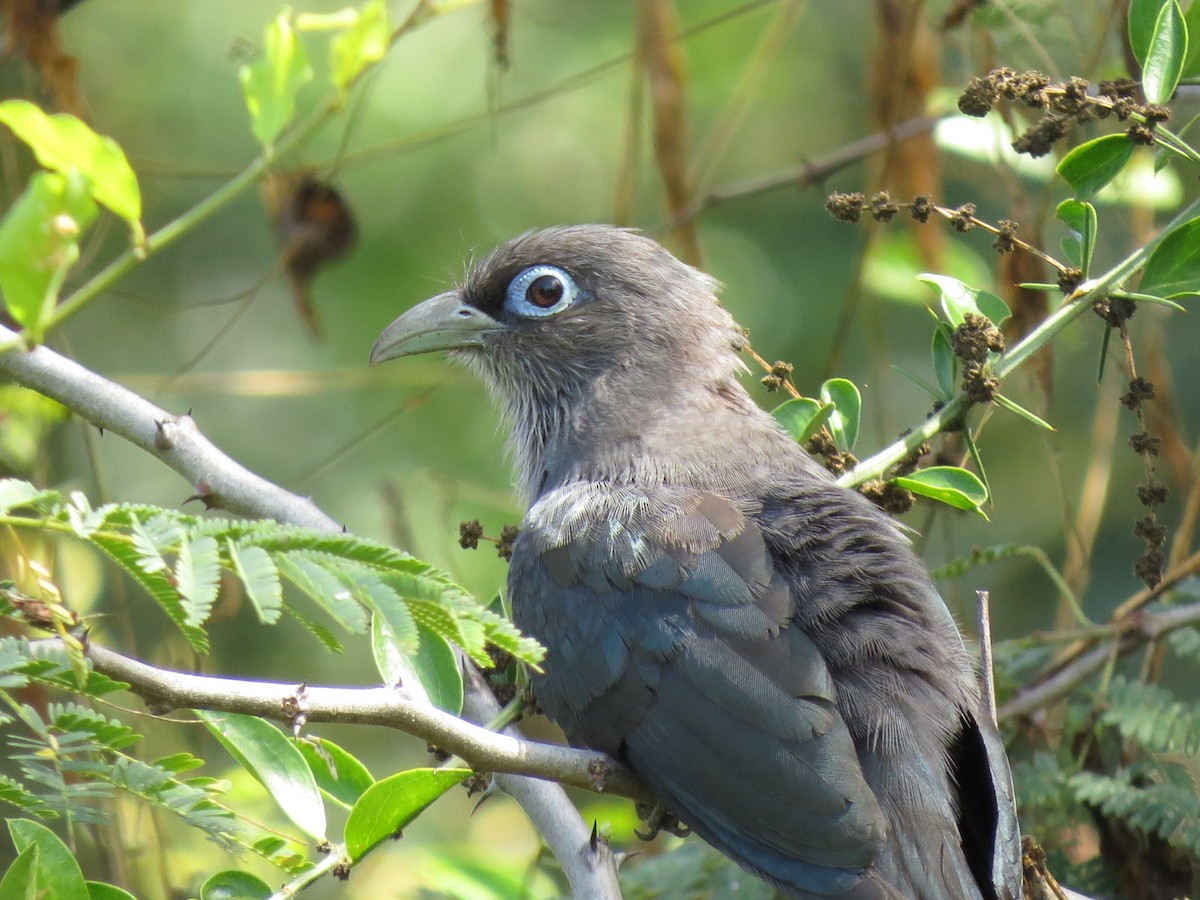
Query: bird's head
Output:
[[371, 225, 750, 496]]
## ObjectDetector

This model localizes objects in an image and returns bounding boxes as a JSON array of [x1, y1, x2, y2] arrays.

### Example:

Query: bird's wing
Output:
[[511, 482, 890, 896]]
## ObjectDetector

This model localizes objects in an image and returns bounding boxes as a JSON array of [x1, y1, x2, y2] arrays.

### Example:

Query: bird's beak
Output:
[[369, 291, 503, 365]]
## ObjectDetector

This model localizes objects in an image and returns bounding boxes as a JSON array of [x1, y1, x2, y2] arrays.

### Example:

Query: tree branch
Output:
[[0, 329, 625, 897], [60, 640, 647, 803]]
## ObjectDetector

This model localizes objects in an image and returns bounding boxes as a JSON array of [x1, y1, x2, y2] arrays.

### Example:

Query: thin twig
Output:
[[977, 590, 998, 726]]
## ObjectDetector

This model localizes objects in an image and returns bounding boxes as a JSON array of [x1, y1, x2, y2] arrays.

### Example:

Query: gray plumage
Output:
[[371, 225, 1023, 899]]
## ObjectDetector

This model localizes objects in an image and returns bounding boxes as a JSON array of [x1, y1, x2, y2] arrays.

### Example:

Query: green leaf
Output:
[[917, 274, 1011, 327], [8, 819, 88, 900], [1056, 199, 1098, 274], [1139, 215, 1200, 297], [196, 711, 326, 841], [772, 398, 832, 444], [296, 737, 374, 809], [176, 535, 220, 627], [932, 324, 956, 398], [0, 100, 143, 246], [331, 0, 391, 91], [86, 884, 136, 900], [345, 768, 471, 861], [1130, 0, 1165, 65], [373, 616, 463, 714], [1057, 135, 1135, 198], [1184, 0, 1200, 78], [892, 466, 988, 513], [993, 393, 1055, 430], [1143, 0, 1188, 104], [0, 844, 38, 900], [819, 378, 861, 451], [225, 541, 283, 624], [199, 870, 273, 900], [1111, 290, 1187, 311], [239, 8, 314, 149], [411, 627, 464, 715], [0, 171, 97, 339]]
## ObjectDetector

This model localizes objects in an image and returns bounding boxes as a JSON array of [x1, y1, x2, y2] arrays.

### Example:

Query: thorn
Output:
[[590, 820, 599, 852], [153, 417, 174, 450]]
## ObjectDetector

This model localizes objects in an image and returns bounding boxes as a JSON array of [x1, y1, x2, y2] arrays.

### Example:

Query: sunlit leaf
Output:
[[772, 398, 832, 444], [1129, 0, 1165, 65], [345, 768, 471, 861], [410, 626, 464, 715], [8, 819, 87, 900], [0, 171, 97, 340], [0, 845, 38, 900], [197, 710, 327, 841], [0, 100, 143, 246], [892, 466, 988, 513], [331, 0, 391, 91], [296, 737, 374, 809], [917, 274, 1011, 327], [176, 535, 220, 627], [820, 378, 861, 451], [1058, 135, 1135, 198], [239, 9, 314, 149], [199, 870, 272, 900], [1143, 0, 1188, 104], [1139, 215, 1200, 297], [86, 884, 137, 900]]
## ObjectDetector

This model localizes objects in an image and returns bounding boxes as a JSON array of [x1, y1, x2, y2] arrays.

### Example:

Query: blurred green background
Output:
[[3, 0, 1199, 896]]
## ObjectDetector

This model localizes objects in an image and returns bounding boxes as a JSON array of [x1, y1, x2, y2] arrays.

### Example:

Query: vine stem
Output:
[[839, 194, 1200, 488]]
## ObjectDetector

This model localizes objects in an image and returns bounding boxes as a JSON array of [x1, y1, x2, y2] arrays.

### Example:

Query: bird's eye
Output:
[[505, 265, 581, 318]]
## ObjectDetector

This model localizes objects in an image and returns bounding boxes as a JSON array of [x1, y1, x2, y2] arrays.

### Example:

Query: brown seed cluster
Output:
[[952, 313, 1005, 403], [805, 431, 858, 477], [957, 68, 1172, 158], [1093, 295, 1137, 328], [761, 360, 795, 393], [860, 479, 915, 515]]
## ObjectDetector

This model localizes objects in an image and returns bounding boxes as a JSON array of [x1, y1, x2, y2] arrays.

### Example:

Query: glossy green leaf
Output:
[[820, 378, 861, 451], [0, 171, 97, 339], [86, 884, 136, 900], [239, 9, 314, 149], [1143, 0, 1188, 104], [412, 626, 464, 715], [196, 710, 327, 841], [199, 870, 273, 900], [1129, 0, 1165, 65], [0, 100, 143, 246], [917, 274, 1011, 327], [345, 768, 471, 861], [8, 819, 88, 900], [1184, 0, 1200, 77], [0, 845, 38, 900], [296, 737, 374, 808], [994, 393, 1056, 431], [226, 541, 283, 624], [1139, 215, 1200, 297], [932, 324, 955, 398], [1056, 199, 1097, 273], [331, 0, 391, 90], [772, 397, 833, 444], [892, 467, 988, 512], [371, 613, 463, 714], [1057, 135, 1135, 198]]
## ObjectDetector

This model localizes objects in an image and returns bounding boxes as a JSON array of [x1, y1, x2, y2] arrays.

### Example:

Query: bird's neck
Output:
[[502, 365, 782, 503]]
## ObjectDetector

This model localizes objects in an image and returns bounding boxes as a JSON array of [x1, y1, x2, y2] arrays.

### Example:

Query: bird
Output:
[[370, 225, 1023, 899]]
